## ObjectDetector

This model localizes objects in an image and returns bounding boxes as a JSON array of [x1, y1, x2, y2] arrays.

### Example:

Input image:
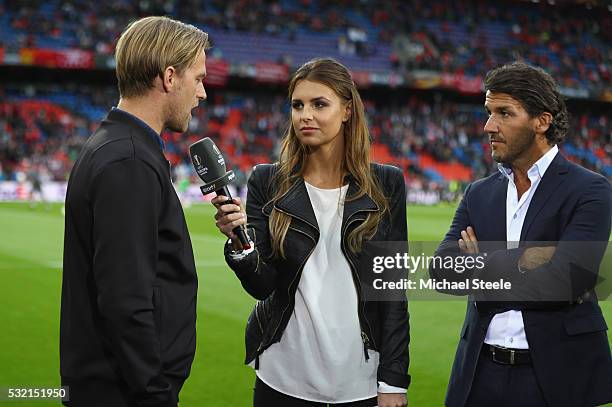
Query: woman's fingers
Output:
[[212, 196, 243, 213], [210, 195, 226, 207], [211, 196, 246, 238], [216, 211, 247, 237], [212, 195, 241, 206]]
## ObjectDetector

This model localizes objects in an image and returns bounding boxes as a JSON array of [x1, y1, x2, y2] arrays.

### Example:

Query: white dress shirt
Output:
[[254, 182, 404, 402], [484, 145, 559, 349]]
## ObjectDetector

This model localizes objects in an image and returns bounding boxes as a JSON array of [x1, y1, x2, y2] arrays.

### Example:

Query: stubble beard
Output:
[[492, 126, 536, 165], [165, 104, 190, 133]]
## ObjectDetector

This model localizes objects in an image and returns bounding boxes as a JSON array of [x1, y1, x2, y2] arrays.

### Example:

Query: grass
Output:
[[0, 202, 610, 406]]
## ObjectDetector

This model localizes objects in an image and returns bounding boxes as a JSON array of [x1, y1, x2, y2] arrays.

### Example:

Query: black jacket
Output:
[[225, 163, 411, 389], [61, 109, 198, 407]]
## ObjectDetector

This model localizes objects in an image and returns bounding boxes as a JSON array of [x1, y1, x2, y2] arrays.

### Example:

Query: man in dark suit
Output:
[[61, 17, 209, 407], [431, 62, 612, 407]]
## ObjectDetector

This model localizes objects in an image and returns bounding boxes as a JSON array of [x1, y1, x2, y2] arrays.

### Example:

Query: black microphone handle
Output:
[[216, 186, 251, 250]]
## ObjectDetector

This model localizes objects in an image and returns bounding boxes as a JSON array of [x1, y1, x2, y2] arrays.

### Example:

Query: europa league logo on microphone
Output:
[[191, 153, 208, 178]]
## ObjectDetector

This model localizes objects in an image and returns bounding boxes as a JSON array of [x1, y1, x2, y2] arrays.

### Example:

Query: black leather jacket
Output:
[[225, 163, 411, 389]]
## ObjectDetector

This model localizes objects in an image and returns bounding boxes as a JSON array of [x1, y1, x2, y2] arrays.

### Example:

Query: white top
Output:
[[255, 182, 403, 402], [484, 145, 559, 349]]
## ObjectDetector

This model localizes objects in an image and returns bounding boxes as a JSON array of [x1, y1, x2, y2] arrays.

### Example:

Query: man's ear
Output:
[[535, 112, 552, 136], [161, 66, 177, 92]]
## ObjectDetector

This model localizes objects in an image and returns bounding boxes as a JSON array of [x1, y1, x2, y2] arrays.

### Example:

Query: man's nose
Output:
[[197, 83, 207, 100], [484, 115, 498, 134]]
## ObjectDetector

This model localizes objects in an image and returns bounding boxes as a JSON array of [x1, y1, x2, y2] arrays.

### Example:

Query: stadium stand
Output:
[[3, 0, 610, 86], [1, 86, 609, 184]]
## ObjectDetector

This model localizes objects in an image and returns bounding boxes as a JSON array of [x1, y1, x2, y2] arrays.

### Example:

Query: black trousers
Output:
[[465, 347, 548, 407], [253, 377, 378, 407]]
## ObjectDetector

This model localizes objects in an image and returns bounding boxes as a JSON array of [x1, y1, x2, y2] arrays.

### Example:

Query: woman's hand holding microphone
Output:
[[211, 195, 248, 251]]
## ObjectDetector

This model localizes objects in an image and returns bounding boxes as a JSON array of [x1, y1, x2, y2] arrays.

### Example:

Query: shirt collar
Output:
[[111, 107, 165, 150], [497, 144, 559, 181]]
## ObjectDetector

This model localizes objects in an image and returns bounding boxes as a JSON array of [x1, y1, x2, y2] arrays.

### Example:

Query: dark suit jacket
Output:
[[431, 153, 612, 407], [61, 109, 198, 407]]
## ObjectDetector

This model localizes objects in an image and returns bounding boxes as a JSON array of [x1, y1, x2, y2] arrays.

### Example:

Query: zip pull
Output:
[[255, 344, 263, 370], [362, 332, 370, 361], [167, 160, 173, 182]]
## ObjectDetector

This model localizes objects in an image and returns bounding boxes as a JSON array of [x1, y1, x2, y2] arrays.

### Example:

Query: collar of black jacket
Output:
[[269, 172, 379, 232], [342, 172, 380, 220], [106, 108, 165, 152]]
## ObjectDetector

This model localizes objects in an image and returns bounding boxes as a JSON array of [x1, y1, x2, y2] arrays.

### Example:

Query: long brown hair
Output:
[[269, 58, 389, 258]]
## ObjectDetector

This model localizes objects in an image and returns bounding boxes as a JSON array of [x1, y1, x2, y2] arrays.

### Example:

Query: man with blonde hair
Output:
[[61, 16, 209, 407]]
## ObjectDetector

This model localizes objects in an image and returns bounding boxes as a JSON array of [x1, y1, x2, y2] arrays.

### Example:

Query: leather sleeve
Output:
[[224, 164, 280, 300], [377, 165, 411, 389]]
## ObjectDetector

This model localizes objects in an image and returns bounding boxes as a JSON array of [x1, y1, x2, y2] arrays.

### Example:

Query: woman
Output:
[[213, 58, 409, 407]]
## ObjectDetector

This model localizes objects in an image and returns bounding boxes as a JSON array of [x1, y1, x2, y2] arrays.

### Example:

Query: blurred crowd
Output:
[[4, 0, 610, 89], [1, 85, 610, 205], [2, 1, 610, 204], [380, 1, 610, 88]]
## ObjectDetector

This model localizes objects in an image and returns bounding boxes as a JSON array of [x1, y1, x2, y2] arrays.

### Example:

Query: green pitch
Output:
[[0, 202, 610, 406]]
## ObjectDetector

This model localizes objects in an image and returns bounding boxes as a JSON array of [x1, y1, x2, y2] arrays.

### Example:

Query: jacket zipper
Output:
[[255, 208, 317, 366], [268, 217, 317, 343], [341, 213, 378, 353], [254, 302, 265, 369], [254, 302, 264, 334], [257, 206, 377, 365], [361, 331, 371, 361]]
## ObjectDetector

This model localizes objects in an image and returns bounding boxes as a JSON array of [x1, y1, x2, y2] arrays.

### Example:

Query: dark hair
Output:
[[484, 62, 569, 144]]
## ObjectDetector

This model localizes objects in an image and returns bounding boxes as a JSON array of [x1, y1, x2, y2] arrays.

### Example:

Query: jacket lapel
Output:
[[342, 180, 379, 228], [520, 153, 569, 241], [271, 174, 380, 234], [274, 177, 319, 231]]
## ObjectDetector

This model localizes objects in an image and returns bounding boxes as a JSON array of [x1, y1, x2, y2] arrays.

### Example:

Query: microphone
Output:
[[189, 137, 251, 250]]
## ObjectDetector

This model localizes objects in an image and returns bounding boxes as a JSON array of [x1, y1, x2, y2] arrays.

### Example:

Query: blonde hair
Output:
[[115, 16, 210, 98], [269, 58, 389, 258]]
